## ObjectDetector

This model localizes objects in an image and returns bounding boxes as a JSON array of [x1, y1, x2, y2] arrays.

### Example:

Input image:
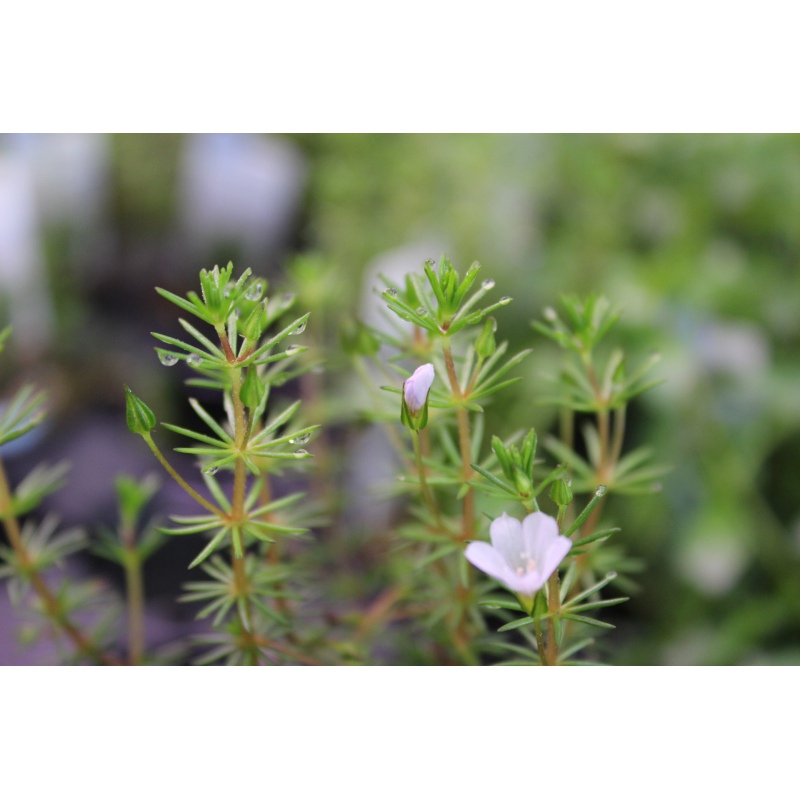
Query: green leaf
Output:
[[560, 613, 616, 630], [497, 616, 534, 633], [565, 596, 629, 614], [479, 596, 524, 611], [563, 571, 618, 607]]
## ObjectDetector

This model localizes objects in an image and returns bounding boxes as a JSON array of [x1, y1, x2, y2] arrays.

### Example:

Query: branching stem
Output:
[[0, 458, 119, 665]]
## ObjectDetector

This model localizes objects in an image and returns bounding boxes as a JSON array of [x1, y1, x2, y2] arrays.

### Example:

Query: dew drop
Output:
[[187, 354, 203, 366], [416, 307, 428, 317], [293, 449, 309, 457], [290, 432, 311, 445], [285, 344, 301, 355], [481, 279, 495, 289], [544, 307, 558, 322], [158, 351, 179, 367], [384, 287, 397, 298], [500, 296, 511, 303], [425, 259, 435, 268], [203, 465, 219, 475], [290, 321, 307, 335], [246, 282, 263, 301], [282, 292, 296, 304], [596, 485, 607, 497]]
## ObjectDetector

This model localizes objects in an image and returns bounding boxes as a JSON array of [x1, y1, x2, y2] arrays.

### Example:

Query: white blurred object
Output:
[[6, 133, 109, 229], [696, 320, 769, 377], [4, 134, 111, 280], [0, 152, 51, 353], [678, 534, 748, 596], [359, 240, 446, 333], [178, 134, 306, 267]]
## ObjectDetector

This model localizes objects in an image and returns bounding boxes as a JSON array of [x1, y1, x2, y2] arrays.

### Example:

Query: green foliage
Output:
[[134, 263, 321, 664]]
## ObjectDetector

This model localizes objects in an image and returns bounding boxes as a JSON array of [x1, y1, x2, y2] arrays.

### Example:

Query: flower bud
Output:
[[124, 385, 157, 435], [549, 476, 574, 507], [401, 363, 435, 431]]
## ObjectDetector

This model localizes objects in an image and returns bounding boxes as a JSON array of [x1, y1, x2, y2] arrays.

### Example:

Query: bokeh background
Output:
[[1, 132, 799, 665]]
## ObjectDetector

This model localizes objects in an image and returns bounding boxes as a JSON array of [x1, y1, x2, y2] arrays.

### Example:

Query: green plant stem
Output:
[[441, 340, 474, 542], [441, 339, 479, 663], [229, 366, 257, 655], [533, 615, 548, 666], [122, 545, 146, 665], [539, 504, 567, 665], [412, 430, 442, 526], [142, 433, 221, 516], [545, 572, 561, 666], [0, 458, 119, 665]]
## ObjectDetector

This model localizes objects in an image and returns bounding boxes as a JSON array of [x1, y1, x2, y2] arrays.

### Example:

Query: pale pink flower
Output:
[[465, 511, 572, 598], [403, 363, 435, 415]]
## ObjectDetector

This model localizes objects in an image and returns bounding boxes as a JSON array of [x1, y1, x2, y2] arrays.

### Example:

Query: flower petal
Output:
[[465, 541, 518, 586], [539, 535, 572, 583], [489, 513, 525, 570], [403, 363, 435, 413], [521, 511, 560, 563]]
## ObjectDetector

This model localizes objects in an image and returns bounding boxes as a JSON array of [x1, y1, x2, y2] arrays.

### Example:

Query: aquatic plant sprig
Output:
[[128, 263, 319, 664], [348, 256, 531, 663], [0, 328, 122, 665]]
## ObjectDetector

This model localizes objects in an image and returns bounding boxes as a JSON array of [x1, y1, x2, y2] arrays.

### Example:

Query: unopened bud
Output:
[[401, 363, 435, 431]]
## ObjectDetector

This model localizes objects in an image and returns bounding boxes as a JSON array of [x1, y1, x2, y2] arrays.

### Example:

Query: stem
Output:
[[229, 366, 257, 652], [545, 572, 561, 666], [541, 504, 568, 665], [122, 544, 146, 665], [0, 458, 119, 665], [142, 433, 222, 516], [533, 615, 548, 666], [412, 431, 442, 525], [442, 340, 474, 542], [441, 339, 478, 662]]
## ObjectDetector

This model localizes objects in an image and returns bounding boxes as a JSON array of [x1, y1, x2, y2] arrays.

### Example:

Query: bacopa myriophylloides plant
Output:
[[348, 258, 662, 665], [125, 263, 320, 665]]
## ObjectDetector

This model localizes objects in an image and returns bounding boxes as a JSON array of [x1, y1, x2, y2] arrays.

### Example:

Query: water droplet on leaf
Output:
[[187, 354, 202, 366], [290, 321, 306, 335], [290, 432, 311, 445], [481, 279, 495, 289], [416, 307, 428, 317], [203, 465, 219, 475], [384, 288, 397, 298], [282, 292, 296, 304], [246, 282, 263, 301], [285, 344, 301, 355], [293, 449, 309, 457], [158, 352, 179, 366], [596, 485, 607, 497], [500, 296, 511, 303]]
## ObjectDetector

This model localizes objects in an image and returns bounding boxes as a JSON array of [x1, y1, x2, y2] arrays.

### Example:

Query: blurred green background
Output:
[[1, 133, 799, 664]]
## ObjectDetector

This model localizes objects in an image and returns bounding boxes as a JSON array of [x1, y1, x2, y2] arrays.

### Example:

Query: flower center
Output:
[[515, 552, 537, 576]]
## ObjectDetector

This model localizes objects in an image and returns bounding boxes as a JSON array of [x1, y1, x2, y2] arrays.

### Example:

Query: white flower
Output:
[[403, 363, 435, 415], [465, 511, 572, 598]]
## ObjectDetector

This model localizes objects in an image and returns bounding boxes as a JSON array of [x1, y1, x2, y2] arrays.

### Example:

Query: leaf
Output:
[[565, 596, 629, 614], [497, 616, 534, 633], [479, 596, 524, 611], [560, 613, 615, 630]]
